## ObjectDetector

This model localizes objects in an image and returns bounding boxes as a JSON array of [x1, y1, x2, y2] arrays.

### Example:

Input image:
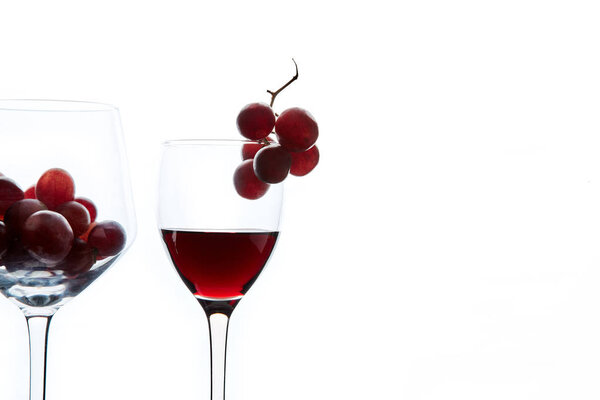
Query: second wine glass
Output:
[[0, 100, 136, 400], [158, 139, 283, 400]]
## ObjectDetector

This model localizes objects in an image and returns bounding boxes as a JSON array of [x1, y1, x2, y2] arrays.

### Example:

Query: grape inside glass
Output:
[[0, 100, 136, 400], [158, 139, 282, 400]]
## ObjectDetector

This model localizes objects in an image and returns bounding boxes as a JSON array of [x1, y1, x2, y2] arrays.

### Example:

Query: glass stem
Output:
[[208, 312, 230, 400], [26, 316, 52, 400]]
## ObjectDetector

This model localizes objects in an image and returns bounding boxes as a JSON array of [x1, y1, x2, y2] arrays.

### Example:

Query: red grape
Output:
[[2, 241, 44, 272], [88, 220, 126, 257], [253, 144, 291, 184], [275, 107, 319, 152], [24, 185, 36, 199], [57, 201, 90, 237], [241, 141, 268, 160], [236, 103, 276, 140], [0, 177, 24, 218], [75, 197, 97, 222], [0, 221, 7, 257], [4, 199, 48, 237], [21, 211, 74, 264], [56, 238, 96, 277], [36, 168, 75, 210], [290, 145, 320, 176], [233, 160, 270, 200]]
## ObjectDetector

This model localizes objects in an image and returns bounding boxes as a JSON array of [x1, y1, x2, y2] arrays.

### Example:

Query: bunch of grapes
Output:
[[233, 61, 320, 200], [0, 168, 126, 277]]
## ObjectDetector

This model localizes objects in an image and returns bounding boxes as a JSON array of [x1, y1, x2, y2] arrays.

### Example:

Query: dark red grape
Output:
[[233, 160, 270, 200], [290, 145, 320, 176], [75, 197, 97, 222], [36, 168, 75, 210], [55, 238, 96, 277], [236, 103, 276, 140], [24, 185, 36, 199], [21, 211, 74, 264], [2, 240, 45, 272], [0, 177, 24, 218], [88, 220, 126, 257], [275, 107, 319, 152], [4, 199, 48, 237], [0, 221, 7, 257], [241, 142, 268, 160], [253, 144, 291, 184], [57, 201, 90, 237]]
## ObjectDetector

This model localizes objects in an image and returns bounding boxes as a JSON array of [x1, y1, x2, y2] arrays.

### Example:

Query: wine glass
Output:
[[158, 139, 283, 400], [0, 100, 136, 400]]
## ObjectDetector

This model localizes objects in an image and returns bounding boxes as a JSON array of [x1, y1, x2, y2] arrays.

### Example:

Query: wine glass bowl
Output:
[[158, 139, 283, 399], [0, 99, 136, 400], [0, 100, 135, 316]]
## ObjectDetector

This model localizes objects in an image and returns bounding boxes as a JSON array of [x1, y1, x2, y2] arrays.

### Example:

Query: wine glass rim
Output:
[[162, 139, 258, 147], [0, 99, 118, 112]]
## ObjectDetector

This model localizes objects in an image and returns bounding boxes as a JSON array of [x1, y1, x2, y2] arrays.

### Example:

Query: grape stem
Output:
[[267, 59, 299, 108]]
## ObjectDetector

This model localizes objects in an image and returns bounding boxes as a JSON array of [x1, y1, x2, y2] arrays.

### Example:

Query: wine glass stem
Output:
[[26, 316, 52, 400], [208, 312, 230, 400]]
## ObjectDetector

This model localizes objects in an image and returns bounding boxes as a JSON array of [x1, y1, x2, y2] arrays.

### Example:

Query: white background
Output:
[[1, 1, 600, 399]]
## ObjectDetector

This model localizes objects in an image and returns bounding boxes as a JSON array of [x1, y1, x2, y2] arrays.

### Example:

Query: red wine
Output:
[[161, 230, 278, 300]]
